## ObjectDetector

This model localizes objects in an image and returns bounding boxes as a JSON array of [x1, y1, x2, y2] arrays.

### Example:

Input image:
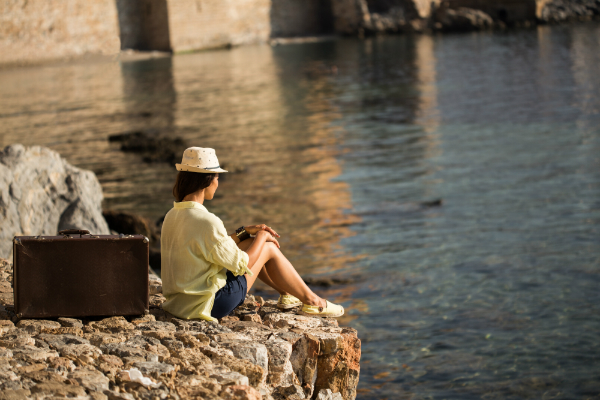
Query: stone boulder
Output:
[[367, 9, 408, 33], [331, 0, 443, 35], [330, 0, 371, 35], [0, 144, 110, 259], [539, 0, 600, 22], [436, 7, 494, 31]]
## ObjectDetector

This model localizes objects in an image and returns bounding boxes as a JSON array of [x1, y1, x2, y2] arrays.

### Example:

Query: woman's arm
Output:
[[230, 224, 280, 244], [230, 232, 241, 244], [245, 224, 280, 238]]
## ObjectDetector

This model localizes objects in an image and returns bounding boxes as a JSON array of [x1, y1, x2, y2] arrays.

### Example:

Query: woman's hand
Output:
[[244, 224, 280, 238], [255, 230, 280, 249]]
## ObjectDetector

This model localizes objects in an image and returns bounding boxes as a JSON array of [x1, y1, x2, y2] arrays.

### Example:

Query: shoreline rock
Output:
[[0, 258, 360, 399], [0, 145, 110, 260], [108, 131, 186, 165], [332, 0, 600, 35], [435, 6, 495, 32], [539, 0, 600, 22]]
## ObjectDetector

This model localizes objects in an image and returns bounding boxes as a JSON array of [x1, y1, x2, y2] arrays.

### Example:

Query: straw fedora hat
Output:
[[176, 147, 228, 173]]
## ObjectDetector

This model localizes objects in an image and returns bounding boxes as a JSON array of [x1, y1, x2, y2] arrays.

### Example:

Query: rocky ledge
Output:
[[0, 259, 360, 400]]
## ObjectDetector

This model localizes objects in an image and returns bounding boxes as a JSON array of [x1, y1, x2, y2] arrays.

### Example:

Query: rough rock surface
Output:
[[436, 7, 494, 31], [0, 0, 120, 66], [0, 258, 360, 399], [0, 145, 110, 260], [331, 0, 428, 34], [332, 0, 600, 35], [539, 0, 600, 22], [339, 0, 481, 33], [330, 0, 372, 34]]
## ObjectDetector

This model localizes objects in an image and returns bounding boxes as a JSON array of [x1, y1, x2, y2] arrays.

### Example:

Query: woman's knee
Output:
[[264, 242, 280, 258]]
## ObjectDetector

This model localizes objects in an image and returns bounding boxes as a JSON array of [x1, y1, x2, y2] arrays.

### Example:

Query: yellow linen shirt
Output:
[[160, 201, 252, 322]]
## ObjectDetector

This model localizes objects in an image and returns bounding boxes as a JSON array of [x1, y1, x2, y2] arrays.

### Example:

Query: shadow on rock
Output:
[[102, 210, 163, 273]]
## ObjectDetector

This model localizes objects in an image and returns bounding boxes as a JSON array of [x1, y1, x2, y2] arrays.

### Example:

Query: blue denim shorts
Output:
[[211, 270, 247, 319]]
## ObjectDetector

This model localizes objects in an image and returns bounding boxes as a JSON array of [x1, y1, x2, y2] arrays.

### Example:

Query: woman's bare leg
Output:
[[257, 268, 287, 296], [237, 238, 324, 307], [237, 239, 287, 295]]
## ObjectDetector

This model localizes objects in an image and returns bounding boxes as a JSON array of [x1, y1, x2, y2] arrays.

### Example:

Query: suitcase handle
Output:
[[58, 229, 91, 236]]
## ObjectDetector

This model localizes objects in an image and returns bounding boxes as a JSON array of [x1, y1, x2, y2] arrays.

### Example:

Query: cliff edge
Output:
[[0, 258, 360, 400]]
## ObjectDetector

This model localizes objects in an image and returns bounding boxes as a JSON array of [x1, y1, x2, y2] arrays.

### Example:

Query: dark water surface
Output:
[[2, 23, 600, 399]]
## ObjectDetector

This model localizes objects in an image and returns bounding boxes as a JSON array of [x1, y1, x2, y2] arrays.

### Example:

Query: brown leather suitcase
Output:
[[13, 229, 149, 319]]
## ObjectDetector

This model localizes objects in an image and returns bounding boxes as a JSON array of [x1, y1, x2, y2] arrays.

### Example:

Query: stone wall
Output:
[[271, 0, 334, 38], [0, 0, 120, 65], [1, 0, 334, 65], [116, 0, 335, 53], [164, 0, 272, 52], [2, 0, 597, 65], [116, 0, 171, 51]]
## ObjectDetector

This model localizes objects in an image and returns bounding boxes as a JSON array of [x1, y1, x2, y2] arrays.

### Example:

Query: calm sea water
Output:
[[1, 23, 599, 399]]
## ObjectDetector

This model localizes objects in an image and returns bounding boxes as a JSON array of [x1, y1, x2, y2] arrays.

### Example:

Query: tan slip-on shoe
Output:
[[298, 300, 344, 318], [277, 294, 303, 309]]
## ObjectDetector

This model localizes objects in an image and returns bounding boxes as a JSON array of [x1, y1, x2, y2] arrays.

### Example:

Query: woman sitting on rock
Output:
[[160, 147, 344, 322]]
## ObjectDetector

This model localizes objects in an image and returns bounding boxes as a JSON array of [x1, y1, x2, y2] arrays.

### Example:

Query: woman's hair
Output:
[[173, 171, 217, 202]]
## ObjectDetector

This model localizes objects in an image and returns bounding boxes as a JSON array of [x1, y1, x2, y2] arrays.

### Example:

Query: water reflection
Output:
[[1, 23, 600, 399], [414, 35, 440, 135], [171, 45, 359, 275], [335, 24, 600, 400], [0, 59, 124, 157], [0, 43, 362, 277], [120, 57, 176, 135]]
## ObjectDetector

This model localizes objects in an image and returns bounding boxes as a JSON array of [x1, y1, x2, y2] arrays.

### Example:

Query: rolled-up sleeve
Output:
[[207, 236, 253, 277]]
